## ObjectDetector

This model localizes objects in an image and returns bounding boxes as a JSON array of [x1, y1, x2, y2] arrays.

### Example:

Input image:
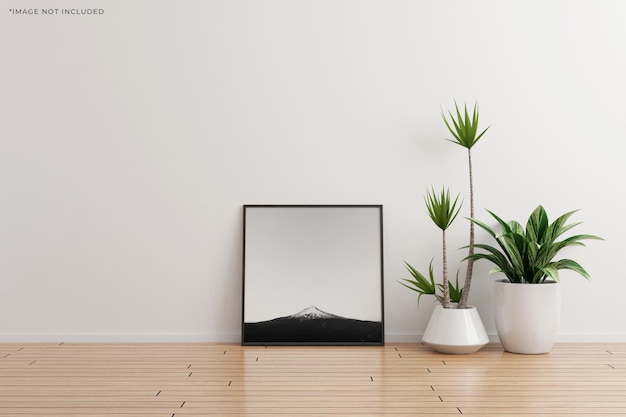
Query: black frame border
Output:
[[241, 204, 385, 346]]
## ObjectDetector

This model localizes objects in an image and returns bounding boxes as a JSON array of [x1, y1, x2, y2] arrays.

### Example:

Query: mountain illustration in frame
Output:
[[243, 306, 383, 345]]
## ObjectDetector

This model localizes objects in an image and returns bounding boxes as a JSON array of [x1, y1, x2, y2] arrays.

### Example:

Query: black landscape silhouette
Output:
[[243, 306, 383, 345]]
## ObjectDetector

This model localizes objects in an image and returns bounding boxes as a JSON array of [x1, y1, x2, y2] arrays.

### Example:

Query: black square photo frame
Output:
[[242, 205, 384, 346]]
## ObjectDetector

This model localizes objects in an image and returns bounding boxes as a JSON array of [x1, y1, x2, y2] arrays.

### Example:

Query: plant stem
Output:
[[459, 148, 474, 309], [442, 229, 450, 308]]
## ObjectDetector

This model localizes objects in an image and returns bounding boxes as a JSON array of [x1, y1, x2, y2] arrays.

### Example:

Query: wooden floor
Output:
[[1, 342, 625, 416]]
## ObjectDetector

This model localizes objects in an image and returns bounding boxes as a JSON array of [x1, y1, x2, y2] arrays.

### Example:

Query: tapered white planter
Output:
[[495, 280, 561, 354], [421, 304, 489, 354]]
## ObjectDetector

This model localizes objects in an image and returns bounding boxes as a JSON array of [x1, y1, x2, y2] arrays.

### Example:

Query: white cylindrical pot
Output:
[[495, 280, 561, 354], [421, 304, 489, 354]]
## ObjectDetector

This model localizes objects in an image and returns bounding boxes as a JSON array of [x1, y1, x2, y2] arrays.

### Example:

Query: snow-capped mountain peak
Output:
[[291, 306, 338, 320]]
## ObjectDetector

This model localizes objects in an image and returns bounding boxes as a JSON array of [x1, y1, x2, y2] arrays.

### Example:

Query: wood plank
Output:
[[1, 342, 625, 416]]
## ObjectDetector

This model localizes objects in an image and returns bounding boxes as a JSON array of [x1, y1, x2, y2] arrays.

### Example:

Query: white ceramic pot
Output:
[[494, 280, 561, 354], [421, 304, 489, 354]]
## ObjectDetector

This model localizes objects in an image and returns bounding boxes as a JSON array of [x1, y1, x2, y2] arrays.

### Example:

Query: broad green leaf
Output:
[[468, 207, 601, 284]]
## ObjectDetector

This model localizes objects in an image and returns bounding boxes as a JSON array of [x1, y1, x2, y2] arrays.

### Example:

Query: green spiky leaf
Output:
[[442, 101, 490, 149], [398, 260, 437, 304], [425, 187, 462, 231]]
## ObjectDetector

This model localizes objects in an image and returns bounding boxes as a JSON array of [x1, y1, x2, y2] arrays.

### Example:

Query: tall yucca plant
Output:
[[466, 205, 602, 284], [400, 187, 462, 308], [442, 101, 490, 308]]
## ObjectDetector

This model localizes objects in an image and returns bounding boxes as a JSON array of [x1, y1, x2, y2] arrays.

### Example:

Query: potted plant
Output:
[[400, 102, 490, 354], [466, 205, 602, 354], [401, 187, 489, 353]]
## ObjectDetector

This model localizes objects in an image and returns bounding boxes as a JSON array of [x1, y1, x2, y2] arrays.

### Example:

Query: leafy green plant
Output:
[[442, 101, 490, 308], [466, 205, 602, 283], [400, 187, 461, 308], [400, 261, 463, 305], [400, 101, 490, 309]]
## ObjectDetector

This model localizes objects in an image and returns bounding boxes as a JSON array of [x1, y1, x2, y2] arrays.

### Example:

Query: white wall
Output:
[[1, 0, 625, 342]]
